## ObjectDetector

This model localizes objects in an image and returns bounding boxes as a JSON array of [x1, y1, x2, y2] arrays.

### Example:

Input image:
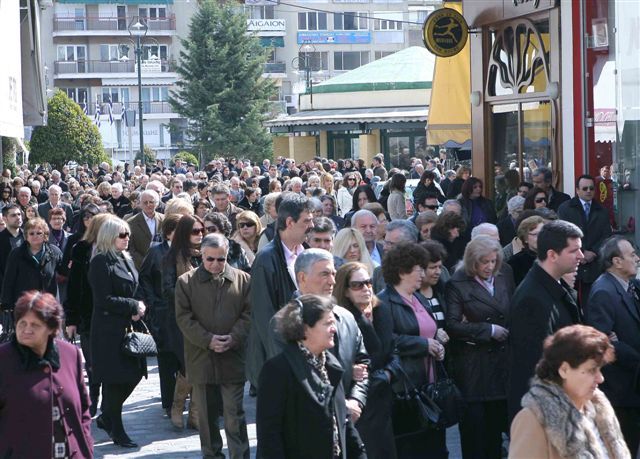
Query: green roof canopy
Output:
[[312, 46, 435, 94]]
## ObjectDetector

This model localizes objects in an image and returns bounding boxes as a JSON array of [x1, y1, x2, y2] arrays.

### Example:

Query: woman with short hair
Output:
[[430, 212, 467, 271], [445, 235, 515, 459], [415, 210, 438, 241], [0, 291, 94, 458], [88, 216, 147, 448], [256, 294, 367, 459], [507, 215, 545, 286], [509, 325, 629, 459], [332, 227, 374, 274]]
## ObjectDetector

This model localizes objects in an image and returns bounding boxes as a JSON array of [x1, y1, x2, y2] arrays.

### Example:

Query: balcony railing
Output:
[[54, 59, 174, 75], [264, 62, 286, 74], [53, 15, 176, 32], [83, 101, 176, 116]]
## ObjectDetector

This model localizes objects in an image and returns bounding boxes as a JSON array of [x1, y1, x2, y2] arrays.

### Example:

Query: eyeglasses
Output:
[[349, 279, 373, 290], [205, 225, 219, 233], [347, 178, 356, 182], [191, 228, 205, 236], [238, 221, 256, 229], [141, 200, 156, 205], [28, 231, 44, 237], [425, 205, 439, 210], [205, 256, 227, 263], [581, 186, 595, 191], [534, 197, 547, 203], [118, 232, 130, 239]]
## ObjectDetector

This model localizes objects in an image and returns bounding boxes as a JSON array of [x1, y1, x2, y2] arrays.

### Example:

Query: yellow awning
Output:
[[426, 2, 471, 147]]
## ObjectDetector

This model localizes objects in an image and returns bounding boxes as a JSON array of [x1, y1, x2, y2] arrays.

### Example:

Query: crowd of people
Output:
[[0, 153, 638, 459]]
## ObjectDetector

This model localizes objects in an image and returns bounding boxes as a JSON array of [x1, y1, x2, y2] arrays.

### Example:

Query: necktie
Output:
[[584, 202, 591, 220]]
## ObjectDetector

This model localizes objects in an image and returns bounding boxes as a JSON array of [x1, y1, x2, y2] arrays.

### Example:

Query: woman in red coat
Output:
[[0, 290, 93, 458]]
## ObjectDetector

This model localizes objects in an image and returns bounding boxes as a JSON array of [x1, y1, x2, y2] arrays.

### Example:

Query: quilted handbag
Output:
[[421, 361, 465, 428], [121, 320, 157, 357], [392, 366, 442, 438]]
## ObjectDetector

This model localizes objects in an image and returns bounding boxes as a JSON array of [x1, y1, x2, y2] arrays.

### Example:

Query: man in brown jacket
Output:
[[175, 233, 251, 459], [127, 189, 163, 269]]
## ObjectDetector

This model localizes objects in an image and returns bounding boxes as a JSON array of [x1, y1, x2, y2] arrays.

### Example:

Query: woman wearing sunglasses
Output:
[[1, 217, 63, 314], [232, 211, 262, 266], [162, 214, 205, 431], [333, 262, 399, 459], [523, 187, 548, 210], [88, 217, 147, 448]]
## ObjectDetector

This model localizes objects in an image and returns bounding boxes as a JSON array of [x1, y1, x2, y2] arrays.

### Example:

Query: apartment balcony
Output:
[[263, 62, 286, 78], [84, 101, 176, 116], [54, 59, 175, 78], [53, 15, 176, 36]]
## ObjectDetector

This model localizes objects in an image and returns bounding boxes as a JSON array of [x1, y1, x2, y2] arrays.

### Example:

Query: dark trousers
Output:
[[102, 380, 140, 438], [395, 428, 447, 459], [458, 400, 507, 459], [192, 382, 249, 459], [614, 406, 640, 457], [157, 351, 181, 409]]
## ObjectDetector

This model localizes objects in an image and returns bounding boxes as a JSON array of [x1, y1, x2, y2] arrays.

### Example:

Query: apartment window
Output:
[[139, 6, 166, 20], [374, 12, 403, 31], [57, 45, 86, 62], [101, 87, 130, 104], [100, 44, 127, 62], [298, 51, 329, 71], [248, 5, 275, 19], [374, 51, 394, 60], [298, 12, 327, 31], [334, 51, 369, 71], [61, 88, 89, 104], [142, 44, 168, 61], [334, 12, 367, 30], [142, 87, 169, 101]]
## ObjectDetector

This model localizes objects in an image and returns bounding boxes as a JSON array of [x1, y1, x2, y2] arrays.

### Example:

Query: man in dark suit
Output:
[[161, 178, 184, 204], [127, 190, 164, 270], [586, 236, 640, 455], [558, 174, 612, 302], [507, 220, 584, 422], [351, 209, 384, 268], [37, 185, 74, 229], [531, 167, 570, 212]]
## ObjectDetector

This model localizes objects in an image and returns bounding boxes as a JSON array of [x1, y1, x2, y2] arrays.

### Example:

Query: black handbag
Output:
[[121, 320, 157, 357], [392, 366, 442, 438], [0, 309, 14, 344], [422, 361, 465, 428]]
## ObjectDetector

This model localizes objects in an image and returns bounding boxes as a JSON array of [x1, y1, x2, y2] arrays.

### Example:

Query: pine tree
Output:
[[170, 0, 275, 164], [29, 90, 108, 169]]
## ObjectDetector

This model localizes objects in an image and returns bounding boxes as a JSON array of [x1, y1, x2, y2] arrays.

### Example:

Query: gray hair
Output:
[[471, 223, 500, 241], [294, 248, 333, 275], [201, 233, 229, 251], [111, 182, 123, 193], [599, 236, 632, 271], [442, 199, 462, 214], [507, 195, 525, 213], [463, 235, 503, 277], [18, 186, 31, 196], [140, 189, 160, 203], [48, 184, 62, 195], [532, 166, 552, 183], [386, 219, 418, 242], [351, 209, 377, 227], [308, 197, 322, 212]]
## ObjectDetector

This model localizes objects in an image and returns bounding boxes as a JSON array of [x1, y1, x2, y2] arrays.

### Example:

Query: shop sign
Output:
[[422, 8, 468, 57], [297, 31, 371, 44], [503, 0, 557, 21], [247, 18, 286, 35]]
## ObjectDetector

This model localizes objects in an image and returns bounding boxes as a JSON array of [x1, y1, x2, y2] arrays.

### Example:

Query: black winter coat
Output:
[[257, 344, 367, 459], [445, 267, 515, 401], [1, 242, 62, 310], [137, 241, 171, 351], [507, 249, 537, 286], [64, 240, 94, 333], [413, 181, 445, 205], [507, 263, 581, 421], [557, 197, 612, 283], [246, 232, 297, 388], [458, 196, 498, 239], [88, 252, 146, 384]]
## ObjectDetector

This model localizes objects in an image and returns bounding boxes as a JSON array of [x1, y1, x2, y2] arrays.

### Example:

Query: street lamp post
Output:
[[129, 17, 148, 159], [292, 41, 316, 109]]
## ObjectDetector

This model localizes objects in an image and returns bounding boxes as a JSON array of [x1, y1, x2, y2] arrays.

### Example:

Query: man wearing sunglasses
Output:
[[558, 174, 612, 301], [175, 233, 251, 459]]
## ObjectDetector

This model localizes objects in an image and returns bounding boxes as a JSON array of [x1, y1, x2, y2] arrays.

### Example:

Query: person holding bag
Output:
[[445, 235, 515, 459], [375, 242, 447, 459], [88, 217, 147, 448]]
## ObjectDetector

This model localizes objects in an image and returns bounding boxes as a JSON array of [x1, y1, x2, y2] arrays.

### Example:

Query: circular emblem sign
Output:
[[422, 8, 468, 57]]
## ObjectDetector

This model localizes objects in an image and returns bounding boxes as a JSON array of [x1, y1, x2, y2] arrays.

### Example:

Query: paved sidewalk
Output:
[[93, 358, 462, 458]]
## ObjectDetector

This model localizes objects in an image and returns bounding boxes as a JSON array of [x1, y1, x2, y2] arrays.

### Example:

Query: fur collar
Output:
[[522, 377, 630, 459]]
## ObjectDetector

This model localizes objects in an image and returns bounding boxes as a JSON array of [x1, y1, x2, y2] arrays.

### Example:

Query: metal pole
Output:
[[136, 35, 144, 158]]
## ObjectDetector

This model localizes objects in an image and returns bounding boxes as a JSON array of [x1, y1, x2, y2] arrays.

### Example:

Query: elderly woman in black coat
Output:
[[445, 235, 515, 459], [88, 217, 147, 448], [257, 294, 367, 459]]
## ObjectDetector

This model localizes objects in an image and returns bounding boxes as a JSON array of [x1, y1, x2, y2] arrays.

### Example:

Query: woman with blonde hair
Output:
[[232, 210, 262, 266], [332, 227, 374, 274], [321, 172, 337, 200], [88, 216, 146, 448]]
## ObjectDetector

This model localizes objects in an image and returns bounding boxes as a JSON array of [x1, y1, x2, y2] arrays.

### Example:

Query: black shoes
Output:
[[112, 434, 138, 448], [96, 414, 112, 435]]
